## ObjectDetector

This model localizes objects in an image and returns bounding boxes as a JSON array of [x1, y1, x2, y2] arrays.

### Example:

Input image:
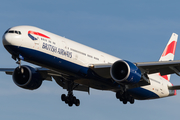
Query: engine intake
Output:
[[13, 65, 43, 90], [110, 60, 141, 84]]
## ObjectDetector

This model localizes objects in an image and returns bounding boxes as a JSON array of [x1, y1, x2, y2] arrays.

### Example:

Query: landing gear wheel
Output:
[[75, 99, 80, 106], [119, 96, 123, 101], [68, 102, 73, 107], [116, 91, 135, 104], [129, 97, 135, 104], [116, 92, 120, 99], [62, 94, 80, 107], [61, 94, 66, 101], [72, 96, 76, 104], [65, 99, 69, 104], [123, 100, 127, 104]]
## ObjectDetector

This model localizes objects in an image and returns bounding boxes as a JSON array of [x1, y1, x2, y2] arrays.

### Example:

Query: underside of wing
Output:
[[0, 68, 14, 75], [0, 67, 89, 93], [136, 60, 180, 76], [1, 60, 180, 93], [89, 63, 112, 78]]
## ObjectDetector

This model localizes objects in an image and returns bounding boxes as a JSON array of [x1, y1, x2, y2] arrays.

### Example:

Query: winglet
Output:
[[159, 33, 178, 81]]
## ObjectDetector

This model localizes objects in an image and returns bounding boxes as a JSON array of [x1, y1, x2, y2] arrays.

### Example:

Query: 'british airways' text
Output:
[[42, 42, 72, 58]]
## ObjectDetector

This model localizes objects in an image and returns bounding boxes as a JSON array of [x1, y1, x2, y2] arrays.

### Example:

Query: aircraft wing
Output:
[[1, 60, 180, 92], [0, 67, 53, 80], [89, 63, 112, 78], [89, 60, 180, 78], [0, 68, 15, 75], [0, 67, 89, 93], [136, 60, 180, 76]]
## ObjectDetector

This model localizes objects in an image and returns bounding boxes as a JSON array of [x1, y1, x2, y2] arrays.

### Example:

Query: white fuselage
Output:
[[2, 26, 175, 100]]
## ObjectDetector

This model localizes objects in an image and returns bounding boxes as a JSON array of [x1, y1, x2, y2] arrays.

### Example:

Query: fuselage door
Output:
[[100, 55, 106, 63], [34, 37, 40, 44], [28, 31, 40, 49], [33, 37, 40, 49]]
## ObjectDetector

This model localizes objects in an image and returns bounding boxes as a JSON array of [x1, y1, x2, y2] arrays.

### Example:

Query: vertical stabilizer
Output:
[[159, 33, 178, 61], [159, 33, 178, 81]]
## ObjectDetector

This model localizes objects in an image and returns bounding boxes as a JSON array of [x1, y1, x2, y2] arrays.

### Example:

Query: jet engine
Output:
[[110, 60, 141, 84], [13, 65, 43, 90]]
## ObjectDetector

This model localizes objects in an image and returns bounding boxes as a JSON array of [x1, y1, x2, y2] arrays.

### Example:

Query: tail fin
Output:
[[159, 33, 178, 61], [159, 33, 178, 81]]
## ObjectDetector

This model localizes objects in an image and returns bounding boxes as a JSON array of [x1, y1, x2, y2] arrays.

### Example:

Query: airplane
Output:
[[2, 25, 180, 107]]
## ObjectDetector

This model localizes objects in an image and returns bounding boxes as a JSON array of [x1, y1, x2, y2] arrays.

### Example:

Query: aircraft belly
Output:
[[3, 45, 171, 99], [128, 87, 159, 100], [6, 45, 89, 76], [5, 45, 118, 91], [75, 78, 116, 90]]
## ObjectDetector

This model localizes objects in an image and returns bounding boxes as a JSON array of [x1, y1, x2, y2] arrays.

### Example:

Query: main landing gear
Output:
[[116, 91, 135, 104], [61, 81, 80, 107], [61, 93, 80, 107]]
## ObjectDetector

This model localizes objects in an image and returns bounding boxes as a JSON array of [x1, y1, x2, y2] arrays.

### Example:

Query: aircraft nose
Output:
[[2, 32, 22, 47], [2, 33, 13, 46]]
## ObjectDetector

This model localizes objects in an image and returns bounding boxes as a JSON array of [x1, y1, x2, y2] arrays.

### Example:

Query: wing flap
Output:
[[89, 63, 112, 78]]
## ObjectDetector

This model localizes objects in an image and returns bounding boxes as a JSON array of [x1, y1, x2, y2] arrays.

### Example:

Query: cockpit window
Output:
[[9, 30, 14, 33], [5, 30, 22, 35], [4, 28, 10, 34]]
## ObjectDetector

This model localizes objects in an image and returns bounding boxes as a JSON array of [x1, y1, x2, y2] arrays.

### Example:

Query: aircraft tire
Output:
[[116, 92, 121, 99], [75, 99, 80, 106], [68, 102, 73, 107], [129, 97, 135, 104], [72, 96, 77, 103], [61, 94, 66, 101], [123, 100, 127, 104]]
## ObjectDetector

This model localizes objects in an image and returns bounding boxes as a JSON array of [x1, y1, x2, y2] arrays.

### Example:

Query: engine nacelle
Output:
[[13, 65, 43, 90], [110, 60, 141, 84]]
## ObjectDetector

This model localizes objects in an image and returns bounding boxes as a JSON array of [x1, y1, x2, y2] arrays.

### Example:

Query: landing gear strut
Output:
[[116, 91, 135, 104], [61, 81, 80, 107], [15, 58, 24, 74]]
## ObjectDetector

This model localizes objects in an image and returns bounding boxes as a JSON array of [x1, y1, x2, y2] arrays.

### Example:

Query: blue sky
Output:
[[1, 0, 180, 120]]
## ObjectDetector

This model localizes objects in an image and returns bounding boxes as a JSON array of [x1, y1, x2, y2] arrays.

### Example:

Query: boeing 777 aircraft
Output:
[[2, 26, 180, 107]]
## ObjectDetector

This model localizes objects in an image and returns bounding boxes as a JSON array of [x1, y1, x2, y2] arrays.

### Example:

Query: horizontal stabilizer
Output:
[[169, 85, 180, 90]]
